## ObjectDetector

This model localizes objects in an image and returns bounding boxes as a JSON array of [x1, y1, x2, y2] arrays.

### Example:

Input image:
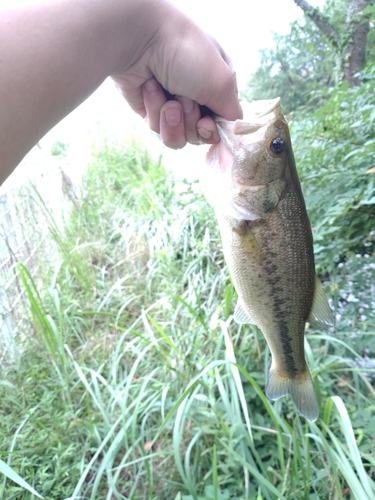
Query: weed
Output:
[[1, 138, 374, 499]]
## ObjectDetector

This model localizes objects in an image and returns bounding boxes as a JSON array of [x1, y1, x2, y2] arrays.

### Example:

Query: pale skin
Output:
[[0, 0, 242, 185]]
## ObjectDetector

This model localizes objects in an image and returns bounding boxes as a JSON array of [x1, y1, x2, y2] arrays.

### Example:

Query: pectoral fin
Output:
[[307, 276, 334, 330], [233, 221, 263, 263]]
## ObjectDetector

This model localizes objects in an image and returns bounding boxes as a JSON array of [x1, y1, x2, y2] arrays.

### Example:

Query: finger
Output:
[[142, 77, 168, 133], [160, 100, 186, 150], [201, 43, 242, 121], [197, 115, 220, 145], [202, 68, 242, 122], [177, 97, 201, 145]]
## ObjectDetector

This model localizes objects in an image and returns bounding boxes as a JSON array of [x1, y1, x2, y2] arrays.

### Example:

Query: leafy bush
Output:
[[51, 140, 69, 157], [292, 62, 375, 275]]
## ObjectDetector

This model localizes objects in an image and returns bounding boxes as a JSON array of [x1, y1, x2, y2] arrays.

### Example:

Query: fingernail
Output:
[[198, 128, 213, 140], [144, 78, 159, 93], [178, 97, 194, 114], [165, 108, 182, 127]]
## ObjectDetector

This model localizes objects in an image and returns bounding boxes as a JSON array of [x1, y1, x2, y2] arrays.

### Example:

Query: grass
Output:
[[0, 138, 375, 499]]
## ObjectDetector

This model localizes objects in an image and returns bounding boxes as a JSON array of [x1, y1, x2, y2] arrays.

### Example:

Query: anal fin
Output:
[[234, 301, 257, 325], [308, 276, 334, 331]]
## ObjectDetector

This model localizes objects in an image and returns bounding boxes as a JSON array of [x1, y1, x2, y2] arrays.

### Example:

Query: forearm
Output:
[[0, 0, 167, 182], [0, 0, 241, 182]]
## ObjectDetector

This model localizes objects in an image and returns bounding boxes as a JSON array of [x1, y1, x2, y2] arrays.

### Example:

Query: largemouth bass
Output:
[[201, 98, 333, 422]]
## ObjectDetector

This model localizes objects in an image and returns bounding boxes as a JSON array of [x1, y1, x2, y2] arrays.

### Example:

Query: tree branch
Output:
[[293, 0, 340, 50]]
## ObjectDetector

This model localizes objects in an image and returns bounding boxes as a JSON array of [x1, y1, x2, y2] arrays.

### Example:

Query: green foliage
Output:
[[292, 61, 375, 275], [244, 0, 375, 112], [243, 17, 337, 113], [1, 138, 375, 499], [0, 456, 43, 499], [364, 3, 375, 62], [3, 3, 375, 496], [51, 141, 69, 157]]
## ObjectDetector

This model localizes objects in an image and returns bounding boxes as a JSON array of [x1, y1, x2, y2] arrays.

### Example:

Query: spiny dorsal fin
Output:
[[308, 276, 334, 331]]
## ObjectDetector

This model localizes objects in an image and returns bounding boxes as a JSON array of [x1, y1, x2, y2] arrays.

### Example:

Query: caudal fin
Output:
[[265, 368, 319, 422]]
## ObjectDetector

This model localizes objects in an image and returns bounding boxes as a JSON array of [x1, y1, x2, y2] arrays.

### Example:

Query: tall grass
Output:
[[1, 138, 374, 499]]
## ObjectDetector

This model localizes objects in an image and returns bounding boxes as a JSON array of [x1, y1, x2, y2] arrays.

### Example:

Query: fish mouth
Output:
[[215, 98, 282, 146], [243, 97, 281, 118]]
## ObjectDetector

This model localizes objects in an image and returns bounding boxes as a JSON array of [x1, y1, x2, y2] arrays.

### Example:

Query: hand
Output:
[[111, 2, 242, 149], [0, 0, 242, 183]]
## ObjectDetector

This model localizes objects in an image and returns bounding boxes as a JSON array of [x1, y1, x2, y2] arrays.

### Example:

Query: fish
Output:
[[200, 98, 333, 422]]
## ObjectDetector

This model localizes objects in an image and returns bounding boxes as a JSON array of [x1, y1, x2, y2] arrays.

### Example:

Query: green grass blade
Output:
[[331, 396, 375, 497], [222, 320, 253, 443], [0, 459, 44, 499], [220, 442, 288, 500], [153, 360, 226, 443]]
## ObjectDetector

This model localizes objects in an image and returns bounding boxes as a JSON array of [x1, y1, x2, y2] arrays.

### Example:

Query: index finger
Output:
[[202, 49, 242, 121], [204, 72, 242, 122], [177, 39, 242, 122]]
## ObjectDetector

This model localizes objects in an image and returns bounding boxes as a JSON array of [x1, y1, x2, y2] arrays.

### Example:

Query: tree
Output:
[[290, 61, 375, 273], [243, 18, 337, 113], [244, 0, 375, 112], [293, 0, 373, 86]]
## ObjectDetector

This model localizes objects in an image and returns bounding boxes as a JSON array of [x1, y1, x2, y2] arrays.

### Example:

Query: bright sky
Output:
[[3, 0, 325, 190]]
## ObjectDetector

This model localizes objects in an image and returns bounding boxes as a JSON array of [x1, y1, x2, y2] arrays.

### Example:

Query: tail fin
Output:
[[265, 368, 319, 422]]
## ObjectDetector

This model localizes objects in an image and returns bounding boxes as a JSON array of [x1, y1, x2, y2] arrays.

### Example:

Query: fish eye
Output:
[[269, 137, 286, 155]]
